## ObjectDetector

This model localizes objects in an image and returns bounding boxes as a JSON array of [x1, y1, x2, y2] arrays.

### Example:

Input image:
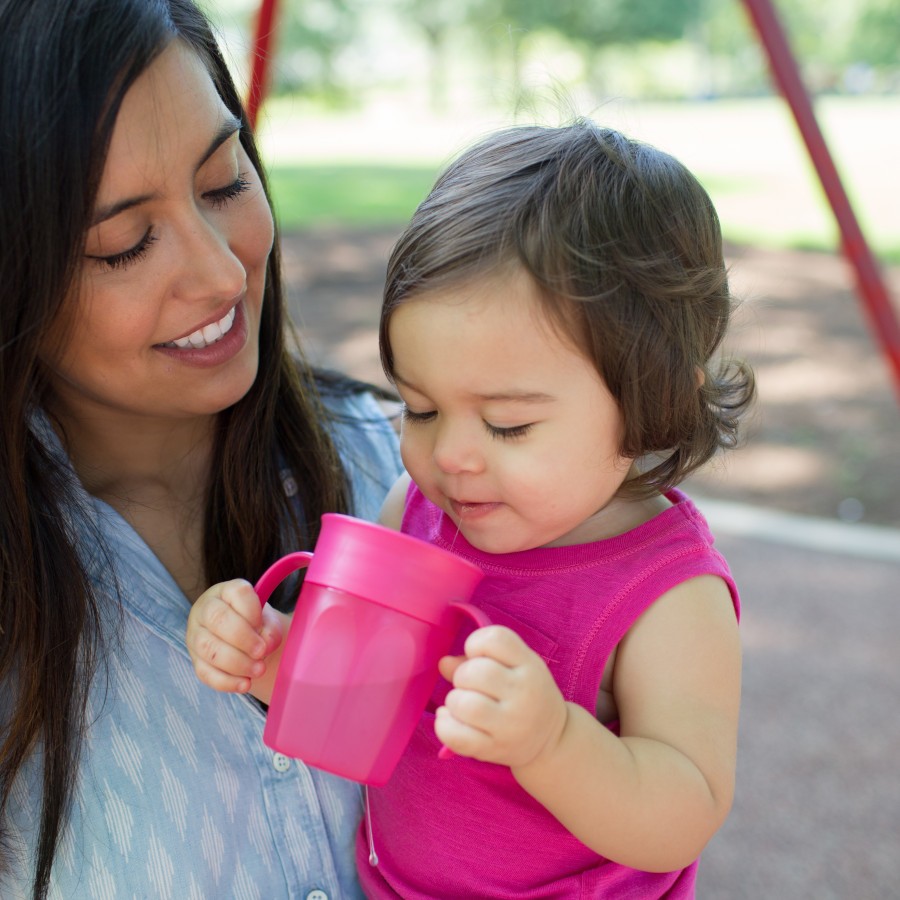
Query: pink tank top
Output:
[[358, 484, 739, 898]]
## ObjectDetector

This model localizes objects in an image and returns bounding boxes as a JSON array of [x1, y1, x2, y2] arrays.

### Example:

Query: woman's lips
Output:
[[153, 301, 249, 368], [161, 305, 237, 349]]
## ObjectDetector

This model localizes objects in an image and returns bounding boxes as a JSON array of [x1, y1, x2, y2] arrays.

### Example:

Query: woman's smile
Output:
[[154, 300, 250, 369], [160, 303, 237, 349]]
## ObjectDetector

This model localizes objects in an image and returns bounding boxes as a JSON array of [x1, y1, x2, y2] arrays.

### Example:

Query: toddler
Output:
[[188, 120, 755, 898]]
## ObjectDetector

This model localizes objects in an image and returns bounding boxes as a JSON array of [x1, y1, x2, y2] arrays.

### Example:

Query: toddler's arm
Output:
[[186, 579, 288, 705], [436, 574, 740, 873]]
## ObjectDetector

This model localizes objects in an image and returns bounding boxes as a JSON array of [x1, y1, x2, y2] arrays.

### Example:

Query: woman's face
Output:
[[43, 40, 274, 427]]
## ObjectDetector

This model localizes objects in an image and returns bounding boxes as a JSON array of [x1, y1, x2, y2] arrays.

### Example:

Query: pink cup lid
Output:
[[306, 514, 483, 625]]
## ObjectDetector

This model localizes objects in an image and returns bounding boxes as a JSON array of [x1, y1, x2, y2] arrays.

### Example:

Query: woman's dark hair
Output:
[[380, 121, 755, 495], [0, 2, 349, 896]]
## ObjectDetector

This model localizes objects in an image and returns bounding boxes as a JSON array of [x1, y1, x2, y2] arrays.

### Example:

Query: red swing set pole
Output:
[[741, 0, 900, 406], [246, 0, 280, 130]]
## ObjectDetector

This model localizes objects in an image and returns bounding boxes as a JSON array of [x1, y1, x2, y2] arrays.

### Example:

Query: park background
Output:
[[207, 2, 900, 896], [206, 0, 900, 529]]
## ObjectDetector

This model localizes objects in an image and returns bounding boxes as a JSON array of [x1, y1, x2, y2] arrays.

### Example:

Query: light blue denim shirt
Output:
[[3, 390, 402, 900]]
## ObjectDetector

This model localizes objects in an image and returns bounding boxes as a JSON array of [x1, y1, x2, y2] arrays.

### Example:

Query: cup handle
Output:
[[448, 601, 491, 630], [437, 601, 491, 760], [254, 551, 314, 606]]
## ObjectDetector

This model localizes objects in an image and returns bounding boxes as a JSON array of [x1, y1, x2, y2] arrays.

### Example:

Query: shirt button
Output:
[[272, 752, 291, 772], [306, 891, 328, 900]]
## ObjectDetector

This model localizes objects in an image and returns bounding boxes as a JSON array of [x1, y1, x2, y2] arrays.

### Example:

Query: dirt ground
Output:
[[279, 226, 900, 528]]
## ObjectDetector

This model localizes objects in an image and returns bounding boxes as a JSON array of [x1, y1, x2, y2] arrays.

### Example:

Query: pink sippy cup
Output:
[[255, 513, 487, 785]]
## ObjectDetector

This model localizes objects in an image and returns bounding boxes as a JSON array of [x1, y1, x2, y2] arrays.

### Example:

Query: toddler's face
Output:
[[388, 266, 635, 554]]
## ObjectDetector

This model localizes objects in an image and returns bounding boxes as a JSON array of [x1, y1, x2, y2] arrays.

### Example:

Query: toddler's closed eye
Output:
[[484, 422, 533, 440]]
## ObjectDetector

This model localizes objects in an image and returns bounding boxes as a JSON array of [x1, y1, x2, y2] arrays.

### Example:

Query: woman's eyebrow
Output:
[[196, 113, 242, 171], [90, 113, 243, 226]]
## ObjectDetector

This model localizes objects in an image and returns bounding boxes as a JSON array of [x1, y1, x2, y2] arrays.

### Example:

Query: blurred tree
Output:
[[849, 0, 900, 70], [395, 0, 476, 110], [697, 0, 890, 97], [466, 0, 705, 98], [769, 0, 855, 91], [269, 0, 363, 99], [208, 0, 895, 109], [204, 0, 365, 101]]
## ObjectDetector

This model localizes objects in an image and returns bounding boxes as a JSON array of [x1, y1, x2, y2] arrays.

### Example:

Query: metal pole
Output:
[[247, 0, 279, 129], [741, 0, 900, 405]]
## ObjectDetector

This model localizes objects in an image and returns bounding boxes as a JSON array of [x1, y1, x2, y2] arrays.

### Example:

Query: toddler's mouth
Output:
[[450, 499, 501, 519]]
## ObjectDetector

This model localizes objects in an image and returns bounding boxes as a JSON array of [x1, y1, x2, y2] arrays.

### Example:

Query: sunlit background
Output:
[[198, 0, 900, 530], [207, 0, 900, 259]]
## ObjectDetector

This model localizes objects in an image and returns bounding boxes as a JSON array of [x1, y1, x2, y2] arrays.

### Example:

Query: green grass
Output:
[[696, 174, 900, 264], [260, 98, 900, 264], [267, 163, 440, 229], [267, 161, 900, 263]]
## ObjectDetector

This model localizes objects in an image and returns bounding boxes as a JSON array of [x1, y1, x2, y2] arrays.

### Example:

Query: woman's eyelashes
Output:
[[89, 228, 159, 271], [204, 173, 251, 210], [401, 406, 533, 440], [87, 174, 252, 271]]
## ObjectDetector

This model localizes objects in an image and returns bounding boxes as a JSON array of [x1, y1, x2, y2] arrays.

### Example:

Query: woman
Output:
[[0, 1, 401, 897]]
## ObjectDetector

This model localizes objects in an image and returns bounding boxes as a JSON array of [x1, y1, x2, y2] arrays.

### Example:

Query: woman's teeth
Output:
[[164, 306, 236, 349]]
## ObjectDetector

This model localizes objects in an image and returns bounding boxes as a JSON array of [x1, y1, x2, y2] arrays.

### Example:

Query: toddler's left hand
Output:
[[436, 625, 568, 769]]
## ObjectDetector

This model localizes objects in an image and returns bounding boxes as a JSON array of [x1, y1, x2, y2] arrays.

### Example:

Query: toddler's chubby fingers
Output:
[[434, 704, 491, 759], [216, 579, 265, 632], [463, 624, 532, 667], [187, 579, 270, 691], [443, 681, 498, 730], [199, 580, 265, 647], [191, 655, 260, 694], [438, 654, 465, 683], [447, 655, 510, 701]]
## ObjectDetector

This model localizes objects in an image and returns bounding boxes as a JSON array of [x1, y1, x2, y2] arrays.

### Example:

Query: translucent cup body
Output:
[[255, 514, 486, 785]]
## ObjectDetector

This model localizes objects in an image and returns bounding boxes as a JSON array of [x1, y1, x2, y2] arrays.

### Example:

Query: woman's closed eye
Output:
[[204, 173, 251, 210], [87, 227, 159, 271], [86, 174, 253, 272]]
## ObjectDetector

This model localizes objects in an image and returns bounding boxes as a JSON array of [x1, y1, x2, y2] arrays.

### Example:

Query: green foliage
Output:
[[487, 0, 702, 46], [270, 0, 363, 96], [209, 0, 900, 106], [267, 163, 440, 228], [850, 0, 900, 68]]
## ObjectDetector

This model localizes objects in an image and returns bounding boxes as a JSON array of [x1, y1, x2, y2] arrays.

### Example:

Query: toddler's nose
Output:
[[432, 426, 484, 475]]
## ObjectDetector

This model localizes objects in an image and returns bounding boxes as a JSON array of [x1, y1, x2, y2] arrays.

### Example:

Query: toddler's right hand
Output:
[[186, 579, 285, 698]]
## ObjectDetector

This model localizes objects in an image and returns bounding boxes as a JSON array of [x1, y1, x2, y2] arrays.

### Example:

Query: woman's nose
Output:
[[171, 211, 246, 302], [432, 424, 484, 475]]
